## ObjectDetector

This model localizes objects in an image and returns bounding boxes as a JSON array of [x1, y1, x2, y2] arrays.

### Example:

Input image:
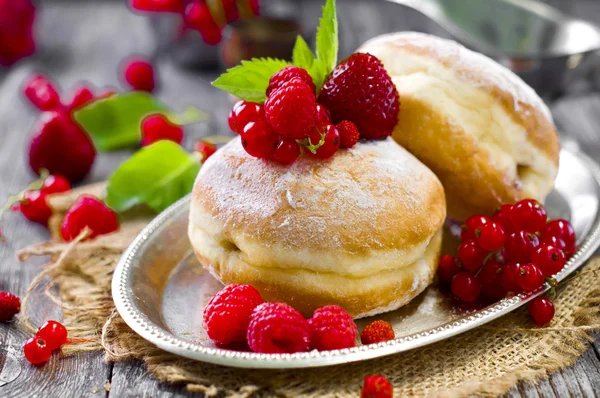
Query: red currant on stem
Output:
[[499, 262, 522, 294], [478, 260, 505, 300], [23, 336, 52, 365], [195, 140, 217, 161], [491, 204, 514, 234], [476, 221, 506, 251], [184, 1, 223, 45], [461, 215, 490, 241], [229, 100, 264, 134], [457, 240, 486, 272], [510, 199, 547, 232], [241, 120, 278, 160], [67, 84, 95, 112], [541, 234, 575, 259], [19, 190, 52, 225], [122, 57, 155, 92], [130, 0, 185, 12], [437, 254, 462, 284], [41, 175, 72, 195], [516, 263, 545, 292], [306, 124, 340, 159], [528, 296, 555, 325], [504, 231, 539, 263], [24, 74, 61, 111], [273, 139, 301, 165], [531, 245, 566, 277], [315, 104, 331, 125], [140, 114, 184, 146], [36, 320, 68, 351], [542, 219, 575, 243], [451, 272, 481, 303], [60, 195, 120, 241]]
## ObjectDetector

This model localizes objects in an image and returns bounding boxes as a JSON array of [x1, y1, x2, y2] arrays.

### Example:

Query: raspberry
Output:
[[266, 66, 316, 96], [361, 375, 393, 398], [60, 195, 120, 241], [66, 84, 95, 112], [23, 74, 61, 111], [318, 53, 399, 140], [0, 292, 21, 322], [184, 1, 223, 45], [336, 120, 360, 148], [122, 57, 155, 92], [29, 111, 96, 183], [241, 120, 279, 160], [203, 284, 263, 345], [264, 77, 317, 139], [247, 302, 310, 353], [140, 114, 184, 146], [360, 320, 395, 345], [130, 0, 185, 13], [308, 305, 357, 351], [23, 337, 51, 365], [36, 320, 68, 351], [0, 0, 36, 66]]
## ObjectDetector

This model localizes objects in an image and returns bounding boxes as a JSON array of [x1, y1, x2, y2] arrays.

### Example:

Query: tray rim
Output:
[[112, 148, 600, 369]]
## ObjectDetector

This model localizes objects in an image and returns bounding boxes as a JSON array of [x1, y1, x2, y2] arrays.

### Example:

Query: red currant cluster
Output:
[[227, 66, 360, 164], [0, 0, 36, 66], [438, 199, 576, 325], [131, 0, 259, 45], [23, 320, 68, 365]]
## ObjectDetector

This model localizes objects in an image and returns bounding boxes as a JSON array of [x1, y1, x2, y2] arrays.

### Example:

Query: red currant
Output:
[[504, 231, 539, 263], [457, 240, 486, 272], [510, 199, 547, 233], [24, 74, 61, 111], [528, 296, 555, 325], [195, 141, 217, 161], [41, 175, 72, 195], [315, 104, 331, 125], [184, 1, 223, 45], [23, 337, 52, 365], [308, 124, 340, 159], [140, 114, 184, 146], [491, 204, 514, 234], [461, 215, 490, 242], [499, 262, 522, 294], [60, 195, 120, 241], [36, 320, 68, 351], [478, 260, 505, 300], [19, 190, 51, 225], [541, 219, 575, 245], [437, 254, 462, 284], [530, 245, 566, 277], [476, 221, 506, 251], [123, 58, 155, 92], [67, 84, 95, 112], [230, 101, 264, 134], [540, 235, 574, 259], [273, 139, 301, 165], [241, 120, 278, 160], [516, 263, 544, 292], [130, 0, 185, 12], [451, 272, 481, 303]]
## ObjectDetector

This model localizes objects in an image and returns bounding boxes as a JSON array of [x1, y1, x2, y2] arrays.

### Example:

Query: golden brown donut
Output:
[[189, 137, 446, 318], [358, 32, 560, 221]]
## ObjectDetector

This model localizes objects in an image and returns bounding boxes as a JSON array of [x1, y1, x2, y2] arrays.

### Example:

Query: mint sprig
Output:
[[315, 0, 338, 76]]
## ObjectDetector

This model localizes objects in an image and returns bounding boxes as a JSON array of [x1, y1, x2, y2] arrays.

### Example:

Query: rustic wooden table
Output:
[[0, 0, 599, 396]]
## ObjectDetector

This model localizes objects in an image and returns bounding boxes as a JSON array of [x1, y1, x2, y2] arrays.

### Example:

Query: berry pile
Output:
[[0, 0, 36, 66], [23, 320, 68, 365], [438, 199, 576, 325], [130, 0, 259, 46]]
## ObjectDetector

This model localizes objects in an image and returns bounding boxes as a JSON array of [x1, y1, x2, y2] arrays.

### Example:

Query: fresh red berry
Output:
[[203, 284, 263, 345], [307, 124, 340, 159], [221, 0, 240, 23], [141, 114, 184, 146], [476, 221, 506, 251], [541, 234, 574, 259], [437, 254, 462, 285], [528, 296, 555, 325], [315, 104, 331, 125], [122, 58, 155, 92], [36, 320, 68, 351], [361, 375, 393, 398], [516, 263, 544, 292], [265, 77, 317, 139], [478, 260, 505, 300], [461, 215, 490, 242], [318, 53, 399, 140], [266, 66, 316, 96], [195, 140, 217, 161], [541, 219, 575, 245], [457, 240, 486, 272], [19, 190, 51, 225], [67, 84, 95, 112], [247, 302, 310, 354], [184, 1, 223, 45], [23, 74, 61, 111], [0, 292, 21, 322], [229, 100, 264, 134], [247, 0, 259, 15], [60, 195, 119, 241], [241, 120, 278, 160], [29, 111, 96, 183], [499, 262, 522, 294], [336, 120, 360, 149], [273, 139, 301, 165], [360, 320, 395, 345], [491, 204, 514, 234], [23, 337, 51, 365], [504, 231, 539, 263], [510, 199, 547, 233], [41, 175, 72, 195], [130, 0, 184, 12], [531, 245, 566, 277], [451, 272, 481, 303], [308, 305, 357, 351], [0, 0, 36, 66]]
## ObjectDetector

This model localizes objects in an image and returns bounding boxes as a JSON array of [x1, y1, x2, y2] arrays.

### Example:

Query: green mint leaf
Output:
[[212, 57, 291, 102], [315, 0, 338, 76], [292, 35, 316, 71], [73, 91, 170, 152], [106, 140, 201, 213], [309, 59, 328, 94]]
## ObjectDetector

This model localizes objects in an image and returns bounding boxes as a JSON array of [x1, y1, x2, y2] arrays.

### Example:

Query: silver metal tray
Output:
[[112, 149, 600, 369]]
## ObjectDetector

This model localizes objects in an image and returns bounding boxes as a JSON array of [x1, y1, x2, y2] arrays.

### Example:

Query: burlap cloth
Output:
[[15, 184, 600, 397]]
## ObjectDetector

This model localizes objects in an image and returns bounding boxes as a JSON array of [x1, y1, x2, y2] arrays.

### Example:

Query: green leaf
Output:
[[292, 35, 316, 71], [212, 57, 290, 102], [310, 59, 327, 94], [106, 141, 201, 213], [73, 92, 170, 152], [315, 0, 338, 76]]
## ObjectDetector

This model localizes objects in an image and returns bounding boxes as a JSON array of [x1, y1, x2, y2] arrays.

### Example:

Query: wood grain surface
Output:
[[0, 0, 599, 397]]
